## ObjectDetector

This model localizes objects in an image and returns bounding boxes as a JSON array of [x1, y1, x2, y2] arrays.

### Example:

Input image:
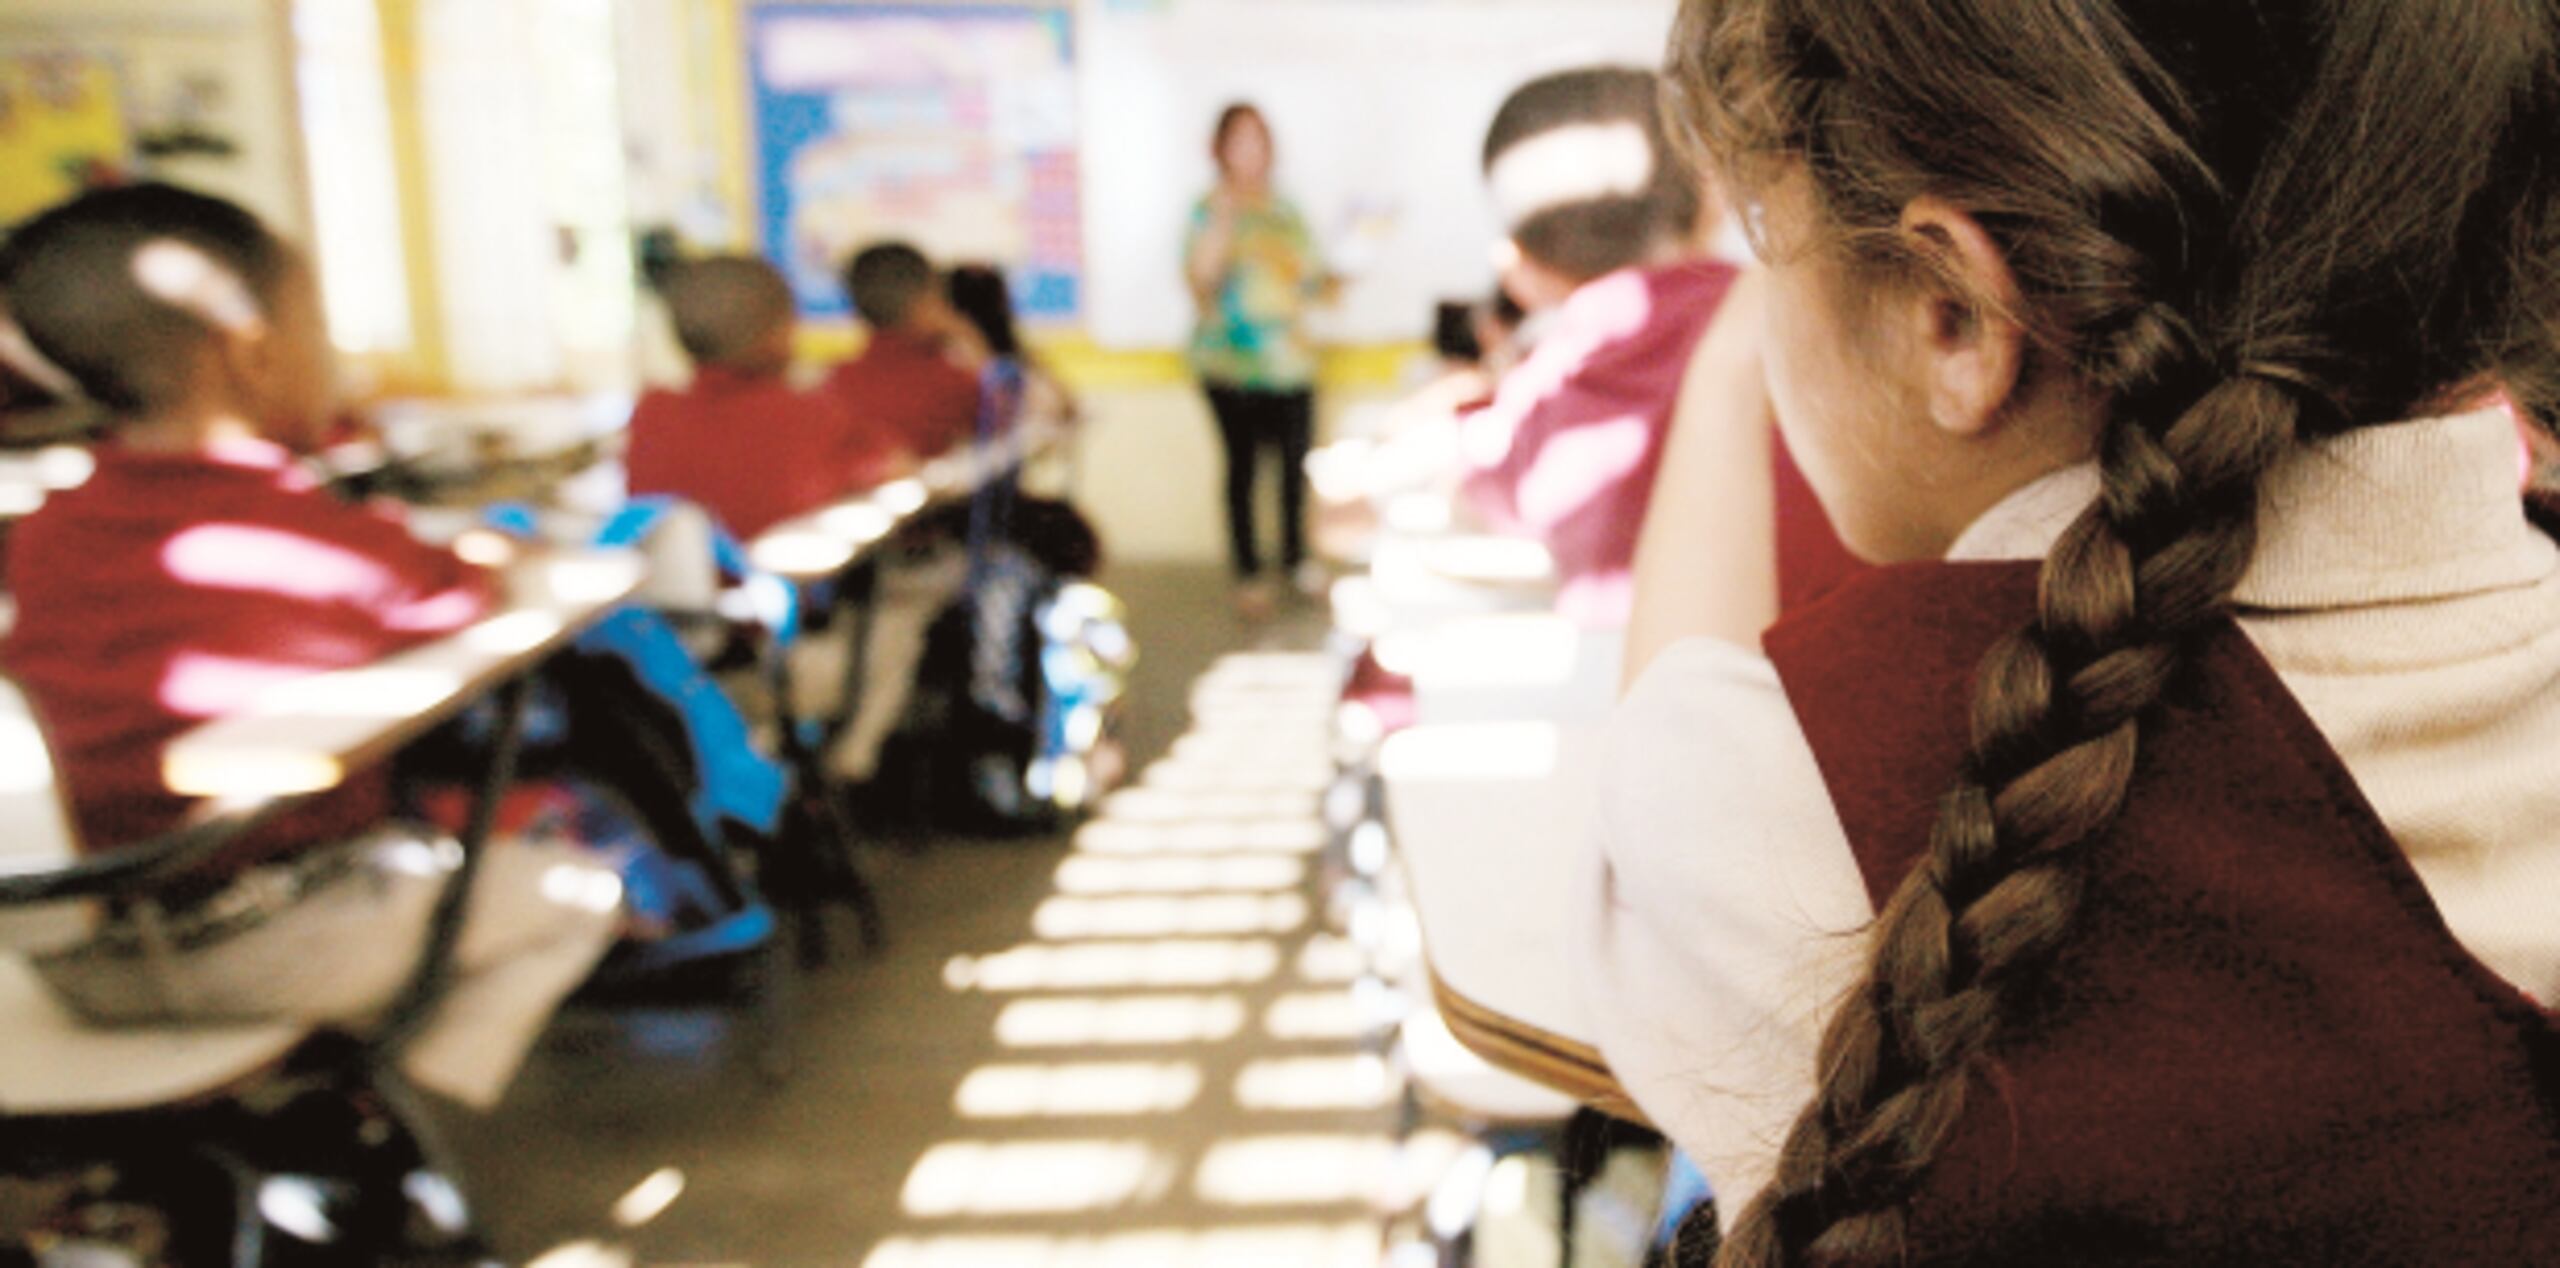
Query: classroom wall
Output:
[[1078, 0, 1675, 349], [0, 0, 309, 238]]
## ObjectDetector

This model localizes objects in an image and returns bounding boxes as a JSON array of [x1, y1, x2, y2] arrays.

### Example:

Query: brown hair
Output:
[[843, 241, 936, 330], [0, 183, 292, 415], [663, 255, 794, 369], [1210, 102, 1269, 172], [1483, 67, 1703, 282], [1661, 2, 2560, 1263]]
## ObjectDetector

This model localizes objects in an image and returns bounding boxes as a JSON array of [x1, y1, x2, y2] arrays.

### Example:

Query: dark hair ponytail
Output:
[[1661, 1, 2560, 1263]]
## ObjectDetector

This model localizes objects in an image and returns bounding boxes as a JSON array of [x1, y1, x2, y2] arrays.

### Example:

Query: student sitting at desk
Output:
[[824, 242, 986, 472], [1457, 67, 1740, 627], [627, 255, 874, 539], [0, 185, 617, 1111], [1591, 2, 2560, 1261]]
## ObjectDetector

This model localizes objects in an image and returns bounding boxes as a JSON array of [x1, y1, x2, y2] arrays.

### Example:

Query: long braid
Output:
[[1709, 353, 2305, 1267], [1654, 0, 2560, 1260]]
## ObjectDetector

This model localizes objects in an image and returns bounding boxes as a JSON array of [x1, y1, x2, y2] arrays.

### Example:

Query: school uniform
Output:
[[822, 327, 983, 467], [626, 367, 881, 539], [1582, 408, 2560, 1256], [1458, 259, 1741, 627], [3, 437, 616, 1108]]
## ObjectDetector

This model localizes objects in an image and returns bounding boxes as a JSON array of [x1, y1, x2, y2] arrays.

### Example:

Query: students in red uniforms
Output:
[[1584, 3, 2560, 1263], [823, 242, 986, 471], [627, 255, 878, 539], [0, 184, 613, 1109], [1454, 68, 1744, 628]]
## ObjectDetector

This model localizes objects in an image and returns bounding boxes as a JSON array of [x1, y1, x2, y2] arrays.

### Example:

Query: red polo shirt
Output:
[[626, 368, 884, 539], [1459, 260, 1740, 627], [3, 437, 495, 858], [821, 328, 982, 468]]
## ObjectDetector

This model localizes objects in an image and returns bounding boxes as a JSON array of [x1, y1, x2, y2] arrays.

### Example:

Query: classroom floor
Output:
[[450, 562, 1416, 1267]]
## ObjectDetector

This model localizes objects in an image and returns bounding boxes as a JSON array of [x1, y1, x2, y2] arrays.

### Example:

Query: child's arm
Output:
[[1623, 272, 1780, 691]]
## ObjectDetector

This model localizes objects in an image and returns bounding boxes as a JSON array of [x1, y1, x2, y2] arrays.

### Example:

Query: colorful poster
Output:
[[0, 51, 132, 228], [748, 3, 1081, 322]]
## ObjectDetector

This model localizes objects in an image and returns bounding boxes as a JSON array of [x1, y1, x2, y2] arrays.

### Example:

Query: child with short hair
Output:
[[1589, 3, 2560, 1262], [1457, 66, 1742, 627], [0, 184, 615, 1110], [627, 254, 872, 539], [824, 242, 985, 470]]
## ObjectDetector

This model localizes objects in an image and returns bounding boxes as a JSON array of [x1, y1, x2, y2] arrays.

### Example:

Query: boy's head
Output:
[[1483, 67, 1703, 309], [843, 242, 943, 333], [0, 183, 332, 446], [664, 255, 796, 377]]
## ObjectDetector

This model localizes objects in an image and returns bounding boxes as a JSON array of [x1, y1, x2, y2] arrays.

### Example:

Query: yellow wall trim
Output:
[[789, 327, 1425, 393]]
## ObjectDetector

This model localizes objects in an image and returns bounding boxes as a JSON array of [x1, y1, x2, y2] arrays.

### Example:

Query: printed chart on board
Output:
[[747, 3, 1083, 323], [0, 50, 132, 227]]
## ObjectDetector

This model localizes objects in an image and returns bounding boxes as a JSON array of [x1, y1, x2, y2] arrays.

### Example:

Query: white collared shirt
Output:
[[1580, 407, 2560, 1223]]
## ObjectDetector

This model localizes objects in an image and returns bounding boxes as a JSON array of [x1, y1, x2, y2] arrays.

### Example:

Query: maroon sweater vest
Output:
[[1763, 562, 2560, 1265]]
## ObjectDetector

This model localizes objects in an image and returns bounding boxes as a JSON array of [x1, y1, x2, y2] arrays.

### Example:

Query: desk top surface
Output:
[[1375, 616, 1624, 727], [161, 549, 643, 801], [1382, 721, 1634, 1113], [749, 425, 1057, 581]]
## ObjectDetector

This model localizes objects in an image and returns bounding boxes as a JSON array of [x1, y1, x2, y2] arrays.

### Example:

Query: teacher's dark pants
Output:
[[1203, 383, 1315, 579]]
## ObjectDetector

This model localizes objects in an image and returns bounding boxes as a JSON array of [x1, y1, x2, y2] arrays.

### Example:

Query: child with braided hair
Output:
[[1581, 2, 2560, 1264]]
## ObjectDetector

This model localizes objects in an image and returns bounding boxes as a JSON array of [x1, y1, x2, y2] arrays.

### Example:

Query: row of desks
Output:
[[161, 551, 645, 804], [1355, 518, 1639, 1120], [748, 422, 1057, 582], [150, 422, 1054, 835]]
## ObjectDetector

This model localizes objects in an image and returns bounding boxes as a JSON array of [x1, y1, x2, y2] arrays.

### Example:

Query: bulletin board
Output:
[[746, 2, 1083, 323], [0, 50, 132, 228]]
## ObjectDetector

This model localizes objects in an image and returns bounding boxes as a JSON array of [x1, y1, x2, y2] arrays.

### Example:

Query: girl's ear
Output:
[[1896, 196, 2026, 439]]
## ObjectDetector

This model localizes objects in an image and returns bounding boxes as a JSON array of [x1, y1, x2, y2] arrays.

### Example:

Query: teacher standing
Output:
[[1185, 102, 1327, 616]]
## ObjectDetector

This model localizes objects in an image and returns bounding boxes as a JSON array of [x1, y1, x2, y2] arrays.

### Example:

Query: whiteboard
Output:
[[1078, 0, 1676, 349]]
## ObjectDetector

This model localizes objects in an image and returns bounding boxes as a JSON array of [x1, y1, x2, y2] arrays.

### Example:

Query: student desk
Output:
[[745, 422, 1060, 742], [367, 394, 634, 507], [733, 426, 1057, 957], [747, 422, 1060, 584], [1373, 615, 1625, 728], [0, 550, 640, 1118], [1379, 721, 1642, 1122], [163, 550, 644, 801], [1332, 530, 1558, 643]]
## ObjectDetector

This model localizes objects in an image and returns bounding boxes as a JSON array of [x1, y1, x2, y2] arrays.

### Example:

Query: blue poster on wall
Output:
[[747, 3, 1082, 322]]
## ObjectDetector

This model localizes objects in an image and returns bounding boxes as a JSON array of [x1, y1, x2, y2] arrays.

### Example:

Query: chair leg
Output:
[[1554, 1109, 1616, 1268], [801, 777, 886, 954], [769, 585, 890, 962], [727, 922, 798, 1088], [371, 1076, 501, 1262]]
